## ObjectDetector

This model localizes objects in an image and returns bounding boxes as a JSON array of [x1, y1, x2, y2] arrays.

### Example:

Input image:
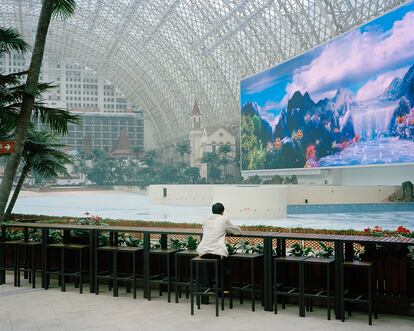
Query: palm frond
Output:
[[0, 107, 19, 133], [0, 71, 28, 86], [52, 0, 76, 20], [23, 129, 72, 179], [32, 104, 81, 135], [0, 27, 29, 55]]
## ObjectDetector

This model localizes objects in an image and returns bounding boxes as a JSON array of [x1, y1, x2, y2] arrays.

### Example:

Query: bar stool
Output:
[[96, 245, 143, 298], [175, 250, 198, 303], [46, 243, 89, 293], [16, 241, 42, 288], [148, 248, 180, 302], [0, 240, 21, 286], [341, 260, 377, 325], [303, 257, 335, 320], [190, 256, 225, 317], [229, 253, 263, 312], [274, 256, 307, 317]]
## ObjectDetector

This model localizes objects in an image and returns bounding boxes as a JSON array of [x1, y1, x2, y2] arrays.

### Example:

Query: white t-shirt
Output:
[[196, 214, 242, 257]]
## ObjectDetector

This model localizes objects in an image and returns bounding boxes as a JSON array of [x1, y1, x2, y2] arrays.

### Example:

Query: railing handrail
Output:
[[2, 222, 414, 245]]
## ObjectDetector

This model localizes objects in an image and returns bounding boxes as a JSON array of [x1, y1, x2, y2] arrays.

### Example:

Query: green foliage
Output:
[[87, 149, 114, 185], [49, 229, 63, 243], [186, 236, 198, 251], [238, 240, 264, 254], [52, 0, 76, 19], [118, 233, 143, 247], [170, 238, 185, 250], [246, 175, 262, 184], [176, 142, 191, 162], [241, 114, 267, 170], [271, 175, 283, 184], [289, 243, 314, 257], [226, 242, 239, 255], [184, 167, 200, 183], [0, 27, 29, 55], [28, 229, 42, 242], [4, 230, 24, 241], [316, 241, 334, 258]]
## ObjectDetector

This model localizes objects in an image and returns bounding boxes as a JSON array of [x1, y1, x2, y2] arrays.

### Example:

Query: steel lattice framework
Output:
[[0, 0, 407, 146]]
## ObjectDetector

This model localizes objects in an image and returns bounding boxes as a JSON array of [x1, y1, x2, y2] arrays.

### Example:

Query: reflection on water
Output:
[[13, 191, 414, 231], [319, 137, 414, 166]]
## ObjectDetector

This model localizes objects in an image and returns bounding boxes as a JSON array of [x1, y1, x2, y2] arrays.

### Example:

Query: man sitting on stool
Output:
[[196, 202, 242, 290]]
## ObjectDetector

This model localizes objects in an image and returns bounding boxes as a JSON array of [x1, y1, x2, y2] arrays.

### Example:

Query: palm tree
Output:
[[176, 142, 191, 163], [218, 143, 232, 178], [184, 167, 200, 184], [4, 129, 72, 220], [132, 145, 144, 160], [201, 151, 220, 182], [87, 149, 114, 185], [0, 0, 76, 218], [142, 149, 159, 178]]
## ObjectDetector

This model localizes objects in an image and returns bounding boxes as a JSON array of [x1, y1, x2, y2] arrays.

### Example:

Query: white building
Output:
[[0, 53, 132, 113], [0, 53, 144, 154], [189, 102, 236, 178]]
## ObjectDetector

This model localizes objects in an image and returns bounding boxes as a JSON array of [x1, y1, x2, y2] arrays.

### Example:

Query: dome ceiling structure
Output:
[[0, 0, 406, 146]]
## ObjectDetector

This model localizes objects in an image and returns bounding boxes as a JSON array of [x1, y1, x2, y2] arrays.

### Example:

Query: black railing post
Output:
[[263, 236, 273, 311], [143, 232, 150, 298], [160, 234, 168, 249], [89, 229, 95, 293], [334, 240, 343, 319], [41, 227, 48, 289]]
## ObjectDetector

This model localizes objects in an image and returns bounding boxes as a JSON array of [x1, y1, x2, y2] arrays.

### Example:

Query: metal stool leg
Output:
[[113, 250, 118, 297], [274, 260, 278, 314], [133, 251, 137, 299], [327, 264, 331, 320], [61, 248, 65, 292], [196, 263, 200, 309], [175, 254, 179, 303], [299, 261, 305, 317], [341, 265, 345, 322], [220, 259, 224, 311], [215, 261, 219, 317], [251, 258, 255, 312], [190, 261, 194, 315], [16, 245, 21, 287], [13, 245, 17, 286], [32, 246, 36, 288], [79, 249, 83, 294], [0, 244, 4, 284], [167, 254, 171, 303], [368, 267, 372, 326]]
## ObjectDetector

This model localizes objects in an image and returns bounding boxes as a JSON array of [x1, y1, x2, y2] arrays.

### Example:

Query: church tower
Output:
[[189, 101, 203, 168]]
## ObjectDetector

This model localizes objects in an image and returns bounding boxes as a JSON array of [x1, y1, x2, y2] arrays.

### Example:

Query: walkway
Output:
[[0, 276, 413, 331]]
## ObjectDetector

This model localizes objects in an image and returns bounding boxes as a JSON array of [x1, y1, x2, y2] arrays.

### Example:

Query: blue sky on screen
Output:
[[240, 0, 414, 117]]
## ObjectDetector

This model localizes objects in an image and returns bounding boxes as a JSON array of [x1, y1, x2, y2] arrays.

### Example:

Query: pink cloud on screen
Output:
[[285, 11, 414, 102]]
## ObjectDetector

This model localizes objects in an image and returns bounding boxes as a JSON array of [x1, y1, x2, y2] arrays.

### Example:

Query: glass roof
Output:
[[0, 0, 406, 145]]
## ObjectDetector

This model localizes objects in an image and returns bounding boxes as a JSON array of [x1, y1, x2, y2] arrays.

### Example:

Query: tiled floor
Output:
[[0, 275, 413, 331]]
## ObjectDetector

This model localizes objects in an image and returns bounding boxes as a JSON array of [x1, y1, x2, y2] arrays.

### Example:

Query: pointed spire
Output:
[[192, 101, 201, 116]]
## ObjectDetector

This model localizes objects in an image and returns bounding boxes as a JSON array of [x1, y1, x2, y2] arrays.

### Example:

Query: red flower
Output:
[[363, 227, 371, 233], [396, 226, 410, 234], [373, 226, 382, 232]]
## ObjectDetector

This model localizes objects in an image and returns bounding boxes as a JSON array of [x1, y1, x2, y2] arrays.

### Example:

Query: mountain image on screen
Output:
[[241, 64, 414, 170]]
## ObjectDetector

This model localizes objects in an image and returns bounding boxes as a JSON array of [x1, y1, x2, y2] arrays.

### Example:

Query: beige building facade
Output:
[[189, 102, 236, 178]]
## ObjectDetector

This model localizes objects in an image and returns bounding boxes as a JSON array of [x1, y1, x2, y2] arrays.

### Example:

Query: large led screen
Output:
[[241, 1, 414, 171]]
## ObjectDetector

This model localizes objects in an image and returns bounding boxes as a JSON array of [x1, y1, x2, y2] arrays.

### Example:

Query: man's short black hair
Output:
[[212, 202, 225, 215]]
